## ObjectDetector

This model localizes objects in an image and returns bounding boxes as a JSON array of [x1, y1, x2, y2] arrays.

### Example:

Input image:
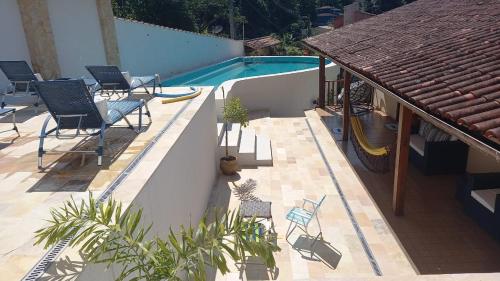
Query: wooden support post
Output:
[[342, 71, 352, 141], [318, 56, 326, 108], [393, 104, 412, 216]]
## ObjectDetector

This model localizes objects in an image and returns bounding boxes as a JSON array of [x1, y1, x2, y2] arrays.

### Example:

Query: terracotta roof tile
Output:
[[459, 106, 500, 128], [303, 0, 500, 145], [429, 93, 476, 112], [244, 36, 280, 50], [447, 101, 497, 121], [484, 91, 500, 100]]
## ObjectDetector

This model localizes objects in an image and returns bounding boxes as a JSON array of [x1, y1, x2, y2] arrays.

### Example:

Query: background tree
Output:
[[112, 0, 410, 40], [113, 0, 197, 31], [361, 0, 413, 14]]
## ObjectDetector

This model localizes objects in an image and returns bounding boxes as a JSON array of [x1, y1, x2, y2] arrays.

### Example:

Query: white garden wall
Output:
[[115, 18, 244, 79], [62, 89, 219, 280], [47, 0, 108, 78], [217, 61, 339, 117], [0, 0, 32, 91]]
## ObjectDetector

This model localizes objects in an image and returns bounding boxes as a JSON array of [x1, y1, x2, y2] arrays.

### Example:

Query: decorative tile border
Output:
[[305, 118, 383, 276]]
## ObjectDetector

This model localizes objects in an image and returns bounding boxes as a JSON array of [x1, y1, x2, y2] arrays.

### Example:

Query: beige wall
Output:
[[1, 0, 118, 84], [466, 146, 500, 173], [47, 0, 108, 77], [17, 0, 61, 79], [0, 0, 32, 90], [373, 89, 398, 119]]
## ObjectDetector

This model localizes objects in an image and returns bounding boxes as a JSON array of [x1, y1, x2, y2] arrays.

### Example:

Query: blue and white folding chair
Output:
[[285, 195, 326, 256]]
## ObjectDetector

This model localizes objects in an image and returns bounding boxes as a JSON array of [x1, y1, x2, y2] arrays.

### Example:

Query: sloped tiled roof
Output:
[[303, 0, 500, 144], [244, 36, 280, 50]]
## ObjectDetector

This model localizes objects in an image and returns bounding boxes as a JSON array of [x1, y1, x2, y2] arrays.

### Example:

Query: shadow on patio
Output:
[[319, 108, 500, 274], [28, 125, 150, 192]]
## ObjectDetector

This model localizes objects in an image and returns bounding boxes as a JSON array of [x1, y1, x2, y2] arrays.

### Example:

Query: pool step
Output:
[[255, 135, 273, 166], [238, 128, 256, 166], [216, 122, 273, 168]]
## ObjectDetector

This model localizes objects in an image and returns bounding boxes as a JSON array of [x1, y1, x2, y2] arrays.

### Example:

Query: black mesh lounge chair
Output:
[[33, 79, 151, 168], [85, 65, 157, 98], [0, 61, 40, 108]]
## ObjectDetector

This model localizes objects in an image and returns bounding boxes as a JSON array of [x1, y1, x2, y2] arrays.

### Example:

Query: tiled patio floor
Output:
[[0, 87, 210, 280], [209, 110, 416, 280], [2, 89, 500, 281], [318, 107, 500, 274]]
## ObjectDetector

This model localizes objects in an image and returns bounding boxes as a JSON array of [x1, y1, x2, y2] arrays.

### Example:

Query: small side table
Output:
[[0, 108, 19, 136], [240, 200, 275, 233]]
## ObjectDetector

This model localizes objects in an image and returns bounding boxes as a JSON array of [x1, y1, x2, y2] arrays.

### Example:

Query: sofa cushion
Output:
[[418, 120, 432, 137], [410, 134, 425, 156], [418, 120, 450, 142], [94, 96, 111, 124], [471, 188, 500, 213]]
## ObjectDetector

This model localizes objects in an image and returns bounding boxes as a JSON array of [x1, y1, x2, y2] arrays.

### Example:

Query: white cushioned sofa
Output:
[[456, 173, 500, 240], [409, 120, 468, 175]]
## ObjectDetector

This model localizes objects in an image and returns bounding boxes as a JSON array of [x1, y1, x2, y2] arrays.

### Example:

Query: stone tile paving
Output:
[[0, 87, 206, 280], [210, 110, 416, 280]]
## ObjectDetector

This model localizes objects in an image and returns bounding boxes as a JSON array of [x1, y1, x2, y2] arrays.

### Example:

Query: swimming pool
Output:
[[163, 56, 331, 87]]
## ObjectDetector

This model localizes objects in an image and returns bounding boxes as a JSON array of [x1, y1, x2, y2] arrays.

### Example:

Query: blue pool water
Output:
[[163, 56, 330, 87]]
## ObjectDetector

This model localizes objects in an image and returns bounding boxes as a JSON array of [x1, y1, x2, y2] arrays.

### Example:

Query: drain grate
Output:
[[22, 99, 194, 281]]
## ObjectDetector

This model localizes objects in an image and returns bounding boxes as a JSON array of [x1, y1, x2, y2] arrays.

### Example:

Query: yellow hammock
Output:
[[350, 116, 389, 156]]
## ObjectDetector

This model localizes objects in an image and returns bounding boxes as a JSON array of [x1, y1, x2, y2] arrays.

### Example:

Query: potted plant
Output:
[[220, 87, 249, 175]]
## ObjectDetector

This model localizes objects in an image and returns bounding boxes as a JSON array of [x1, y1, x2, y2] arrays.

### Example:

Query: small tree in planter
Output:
[[220, 87, 249, 175]]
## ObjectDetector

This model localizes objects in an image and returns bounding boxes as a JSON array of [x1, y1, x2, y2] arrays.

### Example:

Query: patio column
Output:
[[342, 71, 352, 141], [318, 56, 326, 108], [17, 0, 60, 79], [95, 0, 121, 66], [393, 104, 412, 215]]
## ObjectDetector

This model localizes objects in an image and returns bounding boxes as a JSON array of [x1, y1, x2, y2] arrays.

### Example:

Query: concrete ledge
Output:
[[40, 87, 217, 280]]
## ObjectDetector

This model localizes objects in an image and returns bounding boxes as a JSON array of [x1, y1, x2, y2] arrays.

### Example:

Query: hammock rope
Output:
[[350, 82, 391, 173]]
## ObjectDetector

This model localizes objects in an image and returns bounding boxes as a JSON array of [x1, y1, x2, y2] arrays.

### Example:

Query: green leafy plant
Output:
[[221, 87, 249, 158], [34, 194, 280, 281]]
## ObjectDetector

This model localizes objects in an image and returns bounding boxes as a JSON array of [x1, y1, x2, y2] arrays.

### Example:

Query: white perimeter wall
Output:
[[47, 0, 107, 78], [373, 89, 399, 119], [218, 63, 339, 117], [0, 0, 32, 91], [74, 91, 218, 280], [115, 18, 244, 79]]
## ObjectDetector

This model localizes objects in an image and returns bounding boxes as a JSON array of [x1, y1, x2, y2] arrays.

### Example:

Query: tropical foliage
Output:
[[361, 0, 415, 14], [34, 194, 280, 281], [113, 0, 326, 39]]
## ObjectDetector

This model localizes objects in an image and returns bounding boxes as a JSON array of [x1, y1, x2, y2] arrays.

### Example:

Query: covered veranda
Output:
[[303, 0, 500, 274]]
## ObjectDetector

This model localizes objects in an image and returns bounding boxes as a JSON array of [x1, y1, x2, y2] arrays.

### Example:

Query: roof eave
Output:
[[301, 41, 500, 160]]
